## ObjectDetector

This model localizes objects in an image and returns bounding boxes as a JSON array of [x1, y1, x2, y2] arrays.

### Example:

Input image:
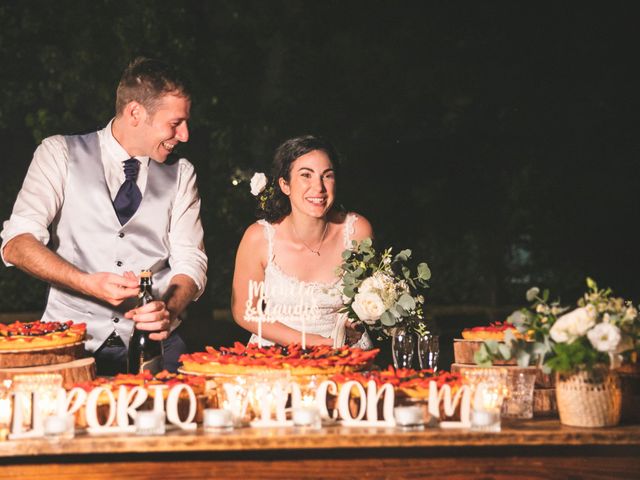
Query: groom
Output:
[[0, 57, 208, 375]]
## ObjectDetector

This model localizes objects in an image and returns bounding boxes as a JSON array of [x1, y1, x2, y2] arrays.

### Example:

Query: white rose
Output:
[[555, 306, 596, 340], [250, 172, 268, 196], [550, 317, 572, 343], [352, 291, 386, 325], [587, 323, 621, 353]]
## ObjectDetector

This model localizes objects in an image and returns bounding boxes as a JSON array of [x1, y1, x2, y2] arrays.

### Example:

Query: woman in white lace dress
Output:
[[231, 135, 373, 348]]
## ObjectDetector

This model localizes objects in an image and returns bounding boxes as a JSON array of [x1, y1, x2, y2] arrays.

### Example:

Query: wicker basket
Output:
[[555, 367, 621, 427]]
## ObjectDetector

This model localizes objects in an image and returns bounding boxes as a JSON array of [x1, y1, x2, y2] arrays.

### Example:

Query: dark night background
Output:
[[0, 1, 638, 367]]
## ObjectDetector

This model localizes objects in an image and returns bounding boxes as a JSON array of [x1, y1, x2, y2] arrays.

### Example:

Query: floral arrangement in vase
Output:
[[338, 238, 432, 339], [476, 278, 639, 374]]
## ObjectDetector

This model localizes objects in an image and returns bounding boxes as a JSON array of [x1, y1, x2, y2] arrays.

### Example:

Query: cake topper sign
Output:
[[244, 280, 321, 348]]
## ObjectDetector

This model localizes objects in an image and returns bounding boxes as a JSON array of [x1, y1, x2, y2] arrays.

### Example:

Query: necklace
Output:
[[291, 220, 329, 256]]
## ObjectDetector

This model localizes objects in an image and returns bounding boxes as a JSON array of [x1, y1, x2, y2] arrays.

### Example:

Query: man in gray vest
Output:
[[0, 58, 208, 375]]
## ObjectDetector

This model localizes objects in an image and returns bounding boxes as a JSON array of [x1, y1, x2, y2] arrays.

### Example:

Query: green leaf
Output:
[[401, 265, 411, 279], [498, 343, 512, 360], [516, 350, 531, 367], [474, 344, 493, 366], [417, 262, 431, 280], [397, 293, 416, 311], [380, 311, 396, 326], [342, 249, 353, 260], [343, 285, 355, 298], [485, 340, 499, 355], [394, 249, 411, 262], [361, 237, 373, 249]]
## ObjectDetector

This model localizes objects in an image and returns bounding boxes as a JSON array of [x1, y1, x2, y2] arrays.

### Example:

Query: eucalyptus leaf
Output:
[[380, 311, 396, 326], [401, 265, 411, 279], [342, 250, 353, 260], [394, 249, 411, 262], [474, 344, 493, 366], [343, 285, 355, 298], [516, 350, 531, 367], [485, 340, 499, 355], [397, 293, 416, 311], [353, 267, 364, 277], [417, 262, 431, 280], [498, 343, 512, 360], [361, 237, 373, 249]]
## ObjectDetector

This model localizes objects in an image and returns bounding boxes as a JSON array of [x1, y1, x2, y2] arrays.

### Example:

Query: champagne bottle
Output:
[[127, 270, 163, 374]]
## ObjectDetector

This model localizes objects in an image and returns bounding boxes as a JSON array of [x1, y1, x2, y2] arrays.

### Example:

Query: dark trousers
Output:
[[93, 329, 187, 376]]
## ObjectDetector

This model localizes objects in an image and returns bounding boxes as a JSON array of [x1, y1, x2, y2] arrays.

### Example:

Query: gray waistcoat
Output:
[[42, 132, 179, 352]]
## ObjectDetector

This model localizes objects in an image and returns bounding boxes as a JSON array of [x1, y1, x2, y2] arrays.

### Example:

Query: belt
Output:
[[102, 331, 125, 348]]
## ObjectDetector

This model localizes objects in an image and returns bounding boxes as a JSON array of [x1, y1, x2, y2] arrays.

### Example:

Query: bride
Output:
[[231, 135, 373, 348]]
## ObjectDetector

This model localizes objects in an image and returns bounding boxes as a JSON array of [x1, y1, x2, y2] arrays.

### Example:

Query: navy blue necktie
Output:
[[113, 158, 142, 225]]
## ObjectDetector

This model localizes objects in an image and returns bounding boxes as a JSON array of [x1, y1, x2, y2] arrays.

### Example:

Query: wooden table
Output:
[[1, 419, 639, 479]]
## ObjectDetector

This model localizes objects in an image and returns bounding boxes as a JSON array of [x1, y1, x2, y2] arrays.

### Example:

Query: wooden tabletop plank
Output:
[[1, 419, 639, 458]]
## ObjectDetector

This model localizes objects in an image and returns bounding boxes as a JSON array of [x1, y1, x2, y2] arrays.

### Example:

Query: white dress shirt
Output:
[[0, 120, 208, 296]]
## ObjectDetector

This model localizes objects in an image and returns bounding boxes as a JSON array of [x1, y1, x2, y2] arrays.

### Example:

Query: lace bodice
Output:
[[248, 214, 358, 346]]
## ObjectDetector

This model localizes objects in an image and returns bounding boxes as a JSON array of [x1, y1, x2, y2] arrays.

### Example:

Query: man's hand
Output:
[[79, 272, 139, 306], [124, 300, 171, 341]]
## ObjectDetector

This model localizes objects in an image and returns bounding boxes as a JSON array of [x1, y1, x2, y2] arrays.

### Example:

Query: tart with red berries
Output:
[[0, 320, 86, 351], [179, 342, 379, 376], [461, 321, 524, 341]]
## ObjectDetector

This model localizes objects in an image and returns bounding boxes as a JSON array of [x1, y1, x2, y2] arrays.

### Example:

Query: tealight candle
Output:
[[292, 406, 320, 428], [135, 411, 165, 436], [203, 408, 233, 430], [44, 414, 74, 438], [393, 405, 424, 427]]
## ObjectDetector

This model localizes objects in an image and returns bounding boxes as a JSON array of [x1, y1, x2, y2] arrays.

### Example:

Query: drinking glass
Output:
[[392, 327, 416, 369], [460, 367, 508, 432], [417, 333, 439, 371], [502, 370, 536, 419]]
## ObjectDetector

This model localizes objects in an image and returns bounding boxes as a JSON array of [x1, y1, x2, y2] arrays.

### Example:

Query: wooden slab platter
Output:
[[0, 356, 96, 386], [0, 340, 85, 368]]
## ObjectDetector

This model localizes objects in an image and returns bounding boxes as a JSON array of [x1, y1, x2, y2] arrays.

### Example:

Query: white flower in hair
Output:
[[250, 172, 268, 196]]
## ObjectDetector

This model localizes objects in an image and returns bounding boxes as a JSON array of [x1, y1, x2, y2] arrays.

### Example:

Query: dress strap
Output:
[[343, 213, 358, 249], [257, 219, 276, 263]]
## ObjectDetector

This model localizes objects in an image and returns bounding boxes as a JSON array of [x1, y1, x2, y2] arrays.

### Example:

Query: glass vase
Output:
[[417, 332, 439, 372], [391, 326, 416, 369]]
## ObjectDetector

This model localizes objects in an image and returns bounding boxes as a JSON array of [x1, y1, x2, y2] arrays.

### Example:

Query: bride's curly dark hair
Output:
[[257, 135, 341, 223]]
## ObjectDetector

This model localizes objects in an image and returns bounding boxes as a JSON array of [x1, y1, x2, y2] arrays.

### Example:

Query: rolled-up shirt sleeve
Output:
[[168, 158, 208, 299], [1, 136, 68, 266]]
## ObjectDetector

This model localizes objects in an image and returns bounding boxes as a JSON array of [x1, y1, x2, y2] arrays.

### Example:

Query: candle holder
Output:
[[218, 375, 252, 427], [0, 380, 12, 441], [248, 371, 291, 427], [44, 413, 75, 439], [460, 367, 507, 432], [292, 405, 321, 428], [203, 408, 234, 431], [11, 373, 63, 435], [135, 411, 166, 436], [393, 405, 425, 430], [502, 370, 537, 419]]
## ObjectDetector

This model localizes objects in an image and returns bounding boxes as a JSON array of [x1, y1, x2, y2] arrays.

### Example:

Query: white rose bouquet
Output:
[[339, 238, 431, 338], [477, 278, 639, 374]]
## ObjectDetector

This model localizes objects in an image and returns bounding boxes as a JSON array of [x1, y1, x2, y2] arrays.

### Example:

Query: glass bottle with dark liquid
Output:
[[127, 270, 163, 374]]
